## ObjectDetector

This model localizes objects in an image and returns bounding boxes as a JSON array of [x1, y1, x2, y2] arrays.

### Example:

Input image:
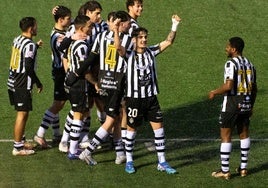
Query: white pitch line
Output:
[[1, 138, 268, 142]]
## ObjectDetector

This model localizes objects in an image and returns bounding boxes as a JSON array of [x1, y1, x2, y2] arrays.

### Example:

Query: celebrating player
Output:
[[34, 5, 72, 148], [122, 15, 181, 174]]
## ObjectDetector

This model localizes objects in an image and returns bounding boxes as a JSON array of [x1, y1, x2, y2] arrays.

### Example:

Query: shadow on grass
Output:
[[132, 96, 268, 174], [128, 97, 222, 171], [247, 162, 268, 175], [131, 140, 218, 170], [137, 96, 223, 139]]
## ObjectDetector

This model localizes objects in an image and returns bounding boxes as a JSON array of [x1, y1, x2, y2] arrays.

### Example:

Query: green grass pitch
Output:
[[0, 0, 267, 187]]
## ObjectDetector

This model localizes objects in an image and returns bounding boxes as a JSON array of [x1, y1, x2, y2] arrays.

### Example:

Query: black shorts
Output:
[[53, 69, 68, 101], [8, 89, 32, 111], [219, 111, 250, 129], [68, 79, 88, 113], [125, 96, 163, 128], [101, 89, 124, 118], [87, 82, 100, 98]]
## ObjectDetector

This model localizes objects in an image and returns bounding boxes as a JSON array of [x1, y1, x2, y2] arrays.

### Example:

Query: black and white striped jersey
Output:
[[65, 20, 108, 50], [67, 40, 89, 74], [7, 35, 37, 91], [125, 44, 161, 98], [90, 20, 109, 46], [221, 56, 256, 113], [65, 23, 75, 38], [128, 18, 139, 36], [92, 30, 133, 90], [224, 56, 256, 96], [50, 27, 66, 69]]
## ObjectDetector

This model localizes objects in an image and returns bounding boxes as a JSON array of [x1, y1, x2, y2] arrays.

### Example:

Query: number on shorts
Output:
[[128, 107, 138, 118]]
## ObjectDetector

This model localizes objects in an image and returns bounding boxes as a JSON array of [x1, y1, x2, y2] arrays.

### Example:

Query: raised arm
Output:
[[159, 15, 181, 52], [113, 18, 126, 57]]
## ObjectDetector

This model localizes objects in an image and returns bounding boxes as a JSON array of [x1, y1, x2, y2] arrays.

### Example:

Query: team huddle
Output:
[[7, 0, 257, 178], [8, 0, 180, 175]]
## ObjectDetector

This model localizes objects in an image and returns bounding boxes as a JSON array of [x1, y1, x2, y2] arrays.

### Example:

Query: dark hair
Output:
[[229, 37, 244, 54], [78, 0, 102, 16], [19, 17, 36, 32], [74, 15, 90, 29], [107, 11, 116, 21], [126, 0, 143, 11], [54, 5, 71, 22], [131, 27, 148, 38], [114, 10, 130, 22]]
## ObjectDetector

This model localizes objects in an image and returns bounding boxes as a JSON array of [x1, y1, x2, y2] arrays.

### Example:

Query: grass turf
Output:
[[0, 0, 267, 187]]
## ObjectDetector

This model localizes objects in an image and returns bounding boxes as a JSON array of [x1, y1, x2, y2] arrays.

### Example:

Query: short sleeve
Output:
[[224, 60, 236, 81], [24, 43, 36, 59]]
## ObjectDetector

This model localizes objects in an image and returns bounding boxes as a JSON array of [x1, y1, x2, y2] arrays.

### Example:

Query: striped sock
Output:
[[114, 138, 125, 157], [69, 119, 82, 154], [154, 128, 166, 163], [37, 110, 56, 137], [121, 128, 127, 144], [220, 142, 232, 172], [61, 110, 73, 143], [86, 126, 108, 153], [125, 131, 136, 162], [240, 137, 250, 169]]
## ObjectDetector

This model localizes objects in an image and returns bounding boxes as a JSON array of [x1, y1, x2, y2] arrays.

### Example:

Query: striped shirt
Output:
[[67, 40, 89, 74], [125, 45, 161, 98], [50, 27, 66, 69], [224, 56, 256, 96], [90, 20, 109, 46], [7, 35, 37, 91], [65, 24, 75, 38], [65, 20, 108, 50], [92, 30, 133, 90], [128, 18, 139, 36], [222, 56, 256, 112]]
